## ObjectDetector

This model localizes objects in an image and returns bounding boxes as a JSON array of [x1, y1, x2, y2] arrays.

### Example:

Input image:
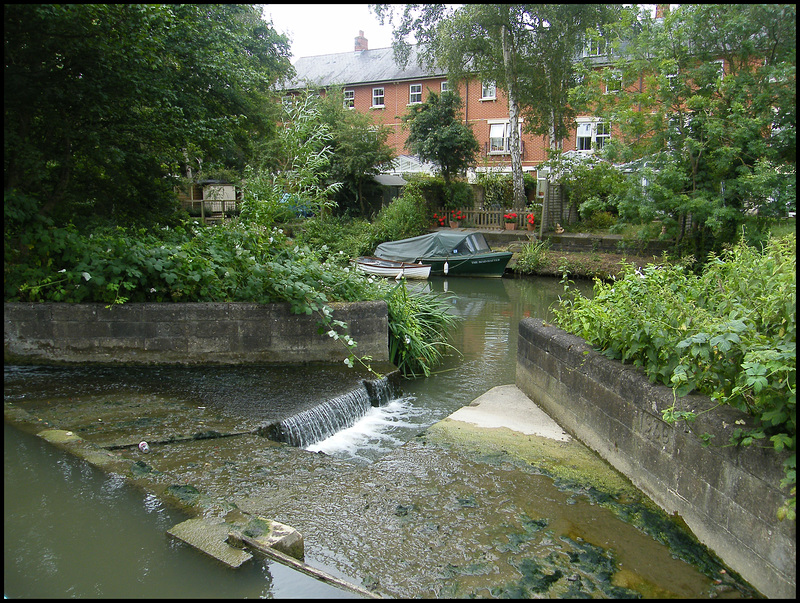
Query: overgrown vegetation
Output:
[[554, 234, 796, 520]]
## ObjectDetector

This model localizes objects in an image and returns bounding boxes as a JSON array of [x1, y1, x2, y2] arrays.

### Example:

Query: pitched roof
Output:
[[287, 45, 446, 90]]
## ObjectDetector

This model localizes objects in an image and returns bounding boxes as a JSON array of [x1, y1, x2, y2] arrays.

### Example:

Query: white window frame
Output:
[[372, 87, 385, 108], [595, 121, 611, 150], [481, 80, 496, 101], [604, 69, 623, 94], [576, 119, 611, 153], [409, 83, 422, 104], [343, 89, 355, 109], [583, 35, 607, 58], [441, 81, 449, 93], [487, 119, 521, 154]]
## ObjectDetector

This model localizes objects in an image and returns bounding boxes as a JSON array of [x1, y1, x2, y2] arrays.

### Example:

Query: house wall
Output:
[[344, 76, 555, 173], [516, 317, 796, 600]]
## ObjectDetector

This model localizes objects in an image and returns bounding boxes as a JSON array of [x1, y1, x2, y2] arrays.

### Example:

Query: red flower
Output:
[[527, 213, 535, 225], [503, 212, 518, 222]]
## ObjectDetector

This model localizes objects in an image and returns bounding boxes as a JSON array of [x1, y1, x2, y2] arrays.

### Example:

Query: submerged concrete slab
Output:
[[448, 384, 571, 441], [167, 517, 253, 569]]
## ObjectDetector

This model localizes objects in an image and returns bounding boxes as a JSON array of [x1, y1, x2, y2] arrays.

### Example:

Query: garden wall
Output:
[[516, 318, 795, 600], [4, 301, 389, 365]]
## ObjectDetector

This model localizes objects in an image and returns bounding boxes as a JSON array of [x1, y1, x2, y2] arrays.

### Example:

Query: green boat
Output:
[[374, 231, 512, 277]]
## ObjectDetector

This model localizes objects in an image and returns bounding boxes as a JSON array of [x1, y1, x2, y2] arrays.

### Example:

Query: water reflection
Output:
[[3, 423, 362, 599]]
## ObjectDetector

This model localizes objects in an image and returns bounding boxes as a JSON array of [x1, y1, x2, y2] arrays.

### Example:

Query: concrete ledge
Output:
[[516, 318, 795, 599], [4, 301, 389, 365]]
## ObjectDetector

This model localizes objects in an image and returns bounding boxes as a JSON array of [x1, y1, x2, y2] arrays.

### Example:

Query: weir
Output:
[[262, 377, 397, 448]]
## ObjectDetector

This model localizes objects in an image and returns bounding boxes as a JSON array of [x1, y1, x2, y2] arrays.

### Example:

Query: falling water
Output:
[[268, 377, 397, 448]]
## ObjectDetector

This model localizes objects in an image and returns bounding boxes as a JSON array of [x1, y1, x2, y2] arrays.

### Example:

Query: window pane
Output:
[[410, 84, 422, 103], [372, 88, 384, 106], [489, 123, 507, 152]]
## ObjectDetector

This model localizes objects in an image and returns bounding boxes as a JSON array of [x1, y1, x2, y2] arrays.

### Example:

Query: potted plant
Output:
[[503, 212, 518, 230], [526, 213, 535, 231], [433, 212, 447, 228], [449, 210, 464, 228]]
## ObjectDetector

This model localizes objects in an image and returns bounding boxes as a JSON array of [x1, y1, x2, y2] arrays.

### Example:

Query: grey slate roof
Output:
[[286, 45, 446, 90]]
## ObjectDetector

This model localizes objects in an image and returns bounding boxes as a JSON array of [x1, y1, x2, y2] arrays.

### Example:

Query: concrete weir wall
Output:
[[4, 301, 389, 365], [516, 318, 795, 599]]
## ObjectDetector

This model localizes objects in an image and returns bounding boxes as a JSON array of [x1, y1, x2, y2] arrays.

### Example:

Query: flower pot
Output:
[[527, 223, 535, 231], [504, 223, 516, 230], [449, 221, 459, 229]]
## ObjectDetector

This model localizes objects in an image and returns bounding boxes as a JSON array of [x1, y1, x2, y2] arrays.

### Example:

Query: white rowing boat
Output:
[[355, 256, 432, 280]]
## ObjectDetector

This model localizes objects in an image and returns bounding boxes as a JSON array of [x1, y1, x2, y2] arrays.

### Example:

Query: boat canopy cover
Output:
[[374, 232, 492, 262]]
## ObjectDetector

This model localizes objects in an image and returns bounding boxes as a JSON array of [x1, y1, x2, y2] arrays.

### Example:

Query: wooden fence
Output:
[[439, 208, 534, 230]]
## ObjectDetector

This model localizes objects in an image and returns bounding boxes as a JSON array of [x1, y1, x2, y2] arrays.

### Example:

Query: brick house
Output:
[[285, 29, 617, 182]]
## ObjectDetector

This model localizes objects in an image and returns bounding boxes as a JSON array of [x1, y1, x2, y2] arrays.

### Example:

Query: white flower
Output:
[[58, 268, 67, 273], [150, 288, 157, 293], [81, 272, 91, 281]]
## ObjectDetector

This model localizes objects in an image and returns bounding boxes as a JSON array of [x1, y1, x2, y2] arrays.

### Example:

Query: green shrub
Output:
[[385, 281, 460, 377], [554, 234, 796, 520], [367, 180, 433, 250], [514, 239, 551, 275]]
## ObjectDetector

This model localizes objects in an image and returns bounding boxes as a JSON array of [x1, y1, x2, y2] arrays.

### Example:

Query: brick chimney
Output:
[[655, 5, 670, 20], [354, 30, 368, 52]]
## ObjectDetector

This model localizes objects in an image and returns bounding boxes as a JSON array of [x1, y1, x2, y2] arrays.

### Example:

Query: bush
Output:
[[408, 174, 474, 210], [554, 234, 796, 520], [513, 239, 551, 275], [476, 171, 514, 208], [367, 180, 433, 250]]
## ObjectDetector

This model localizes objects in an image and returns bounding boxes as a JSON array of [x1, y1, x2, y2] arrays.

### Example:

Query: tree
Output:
[[372, 4, 623, 207], [4, 4, 293, 225], [317, 89, 396, 217], [402, 91, 479, 186], [577, 4, 796, 257]]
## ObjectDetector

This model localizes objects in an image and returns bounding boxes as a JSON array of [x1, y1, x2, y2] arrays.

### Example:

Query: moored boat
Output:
[[373, 231, 512, 277], [355, 256, 432, 280]]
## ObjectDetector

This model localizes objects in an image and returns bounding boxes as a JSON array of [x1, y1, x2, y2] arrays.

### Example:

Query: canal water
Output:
[[4, 276, 754, 598]]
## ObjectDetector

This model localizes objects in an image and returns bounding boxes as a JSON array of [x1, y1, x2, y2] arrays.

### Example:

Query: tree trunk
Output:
[[501, 25, 526, 209]]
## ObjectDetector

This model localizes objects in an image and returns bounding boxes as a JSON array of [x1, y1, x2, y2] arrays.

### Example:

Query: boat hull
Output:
[[355, 257, 431, 280], [421, 252, 513, 277]]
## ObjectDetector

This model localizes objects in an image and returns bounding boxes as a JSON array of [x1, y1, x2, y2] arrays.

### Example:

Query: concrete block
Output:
[[167, 517, 253, 568]]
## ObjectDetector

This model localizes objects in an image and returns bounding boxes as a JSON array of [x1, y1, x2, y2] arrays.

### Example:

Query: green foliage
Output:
[[366, 180, 435, 250], [554, 234, 796, 518], [4, 4, 293, 225], [315, 88, 396, 217], [410, 175, 474, 211], [577, 4, 796, 257], [239, 90, 341, 229], [475, 171, 514, 209], [385, 282, 461, 377], [402, 91, 479, 184], [513, 239, 552, 275]]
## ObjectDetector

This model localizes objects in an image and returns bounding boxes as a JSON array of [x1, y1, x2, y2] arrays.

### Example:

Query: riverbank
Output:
[[435, 227, 671, 280]]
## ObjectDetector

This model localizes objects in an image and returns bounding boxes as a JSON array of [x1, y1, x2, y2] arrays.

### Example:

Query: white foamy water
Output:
[[306, 396, 425, 462]]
